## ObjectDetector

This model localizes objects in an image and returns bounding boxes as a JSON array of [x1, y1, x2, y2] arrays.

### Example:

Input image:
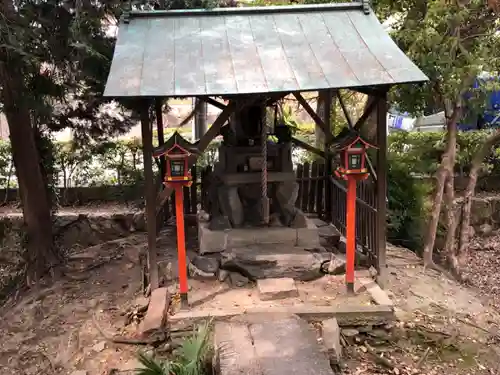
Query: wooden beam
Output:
[[336, 91, 354, 129], [354, 97, 379, 131], [351, 85, 391, 98], [293, 92, 333, 143], [375, 93, 388, 289], [291, 137, 327, 159], [155, 100, 239, 212], [199, 97, 226, 110], [140, 100, 159, 291]]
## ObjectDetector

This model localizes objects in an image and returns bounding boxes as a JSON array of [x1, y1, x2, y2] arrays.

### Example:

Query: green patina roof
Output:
[[104, 2, 428, 98]]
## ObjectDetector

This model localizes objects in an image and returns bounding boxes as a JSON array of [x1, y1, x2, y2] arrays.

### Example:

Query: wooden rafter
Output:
[[351, 85, 391, 98], [293, 92, 334, 143], [291, 137, 328, 159], [199, 97, 226, 110], [336, 91, 354, 130], [354, 97, 379, 130]]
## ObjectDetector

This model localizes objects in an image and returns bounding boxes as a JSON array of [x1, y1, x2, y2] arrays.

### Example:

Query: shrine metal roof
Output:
[[103, 3, 428, 98]]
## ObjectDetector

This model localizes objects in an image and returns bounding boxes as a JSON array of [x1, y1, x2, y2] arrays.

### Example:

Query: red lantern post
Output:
[[333, 132, 377, 293], [153, 133, 196, 308]]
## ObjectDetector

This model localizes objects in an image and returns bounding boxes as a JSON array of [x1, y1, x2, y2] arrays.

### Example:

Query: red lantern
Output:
[[332, 131, 376, 180], [163, 143, 193, 186], [330, 130, 377, 294], [153, 132, 196, 188], [153, 132, 197, 308]]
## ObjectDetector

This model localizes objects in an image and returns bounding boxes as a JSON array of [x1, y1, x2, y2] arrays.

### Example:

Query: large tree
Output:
[[0, 0, 138, 282], [383, 0, 499, 275]]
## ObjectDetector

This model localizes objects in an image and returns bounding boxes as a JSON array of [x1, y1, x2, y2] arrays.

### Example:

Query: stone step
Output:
[[214, 314, 334, 375], [220, 245, 331, 281]]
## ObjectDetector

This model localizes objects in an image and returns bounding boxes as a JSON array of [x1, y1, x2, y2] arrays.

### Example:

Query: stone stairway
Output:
[[214, 314, 335, 375]]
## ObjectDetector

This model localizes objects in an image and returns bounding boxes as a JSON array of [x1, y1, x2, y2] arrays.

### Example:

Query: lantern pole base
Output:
[[346, 282, 355, 295], [180, 293, 189, 310]]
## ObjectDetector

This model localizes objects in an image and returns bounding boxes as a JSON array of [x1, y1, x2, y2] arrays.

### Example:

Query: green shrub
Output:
[[386, 156, 431, 253], [135, 319, 212, 375]]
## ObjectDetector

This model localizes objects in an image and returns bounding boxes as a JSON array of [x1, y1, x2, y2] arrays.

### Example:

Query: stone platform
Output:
[[214, 315, 334, 375], [198, 216, 321, 254]]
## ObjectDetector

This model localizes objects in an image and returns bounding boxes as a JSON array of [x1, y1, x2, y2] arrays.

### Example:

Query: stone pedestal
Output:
[[198, 214, 321, 254]]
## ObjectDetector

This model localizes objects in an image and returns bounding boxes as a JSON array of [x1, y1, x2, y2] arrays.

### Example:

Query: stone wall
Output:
[[0, 185, 145, 205], [435, 196, 500, 251], [462, 196, 500, 236], [0, 211, 146, 251]]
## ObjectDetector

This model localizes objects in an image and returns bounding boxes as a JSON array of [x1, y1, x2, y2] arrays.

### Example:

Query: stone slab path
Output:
[[214, 314, 334, 375]]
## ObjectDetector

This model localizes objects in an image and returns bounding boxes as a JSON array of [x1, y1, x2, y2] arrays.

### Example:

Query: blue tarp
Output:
[[459, 75, 500, 130]]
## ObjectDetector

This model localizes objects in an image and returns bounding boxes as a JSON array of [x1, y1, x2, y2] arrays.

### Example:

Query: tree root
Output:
[[364, 342, 395, 369], [416, 347, 431, 368]]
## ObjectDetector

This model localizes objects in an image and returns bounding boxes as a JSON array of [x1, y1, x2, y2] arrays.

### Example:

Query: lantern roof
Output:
[[153, 131, 199, 158], [330, 128, 377, 151]]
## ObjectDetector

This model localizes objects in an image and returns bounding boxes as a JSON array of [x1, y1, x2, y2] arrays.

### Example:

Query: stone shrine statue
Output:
[[204, 101, 308, 231]]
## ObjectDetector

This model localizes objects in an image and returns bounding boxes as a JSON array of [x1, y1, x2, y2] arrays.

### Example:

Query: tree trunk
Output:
[[444, 173, 460, 274], [0, 11, 59, 282], [315, 91, 328, 149], [358, 96, 378, 143], [457, 129, 500, 266], [422, 108, 459, 267]]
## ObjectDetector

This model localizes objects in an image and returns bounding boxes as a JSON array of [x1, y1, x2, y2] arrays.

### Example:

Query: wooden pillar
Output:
[[322, 90, 333, 222], [376, 93, 388, 288], [193, 98, 207, 140], [155, 98, 168, 232], [140, 101, 159, 291], [155, 98, 166, 177]]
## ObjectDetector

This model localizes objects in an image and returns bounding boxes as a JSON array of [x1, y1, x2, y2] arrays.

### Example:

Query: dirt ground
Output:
[[339, 244, 500, 375], [0, 227, 500, 375]]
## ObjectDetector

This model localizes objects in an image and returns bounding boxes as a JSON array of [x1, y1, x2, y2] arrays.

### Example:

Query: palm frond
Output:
[[175, 318, 213, 375], [135, 319, 213, 375], [135, 352, 169, 375]]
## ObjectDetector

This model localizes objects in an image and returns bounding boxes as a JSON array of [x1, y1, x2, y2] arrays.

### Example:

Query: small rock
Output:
[[257, 278, 299, 301], [327, 253, 346, 275], [71, 371, 88, 375], [197, 210, 210, 222], [368, 329, 390, 340], [358, 325, 373, 333], [229, 272, 249, 287], [269, 213, 283, 227], [368, 266, 378, 278], [341, 328, 359, 337], [479, 223, 493, 237], [218, 269, 229, 282], [289, 211, 307, 228], [92, 341, 106, 352], [132, 212, 146, 231], [191, 255, 220, 274], [189, 263, 217, 279], [132, 296, 150, 310]]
